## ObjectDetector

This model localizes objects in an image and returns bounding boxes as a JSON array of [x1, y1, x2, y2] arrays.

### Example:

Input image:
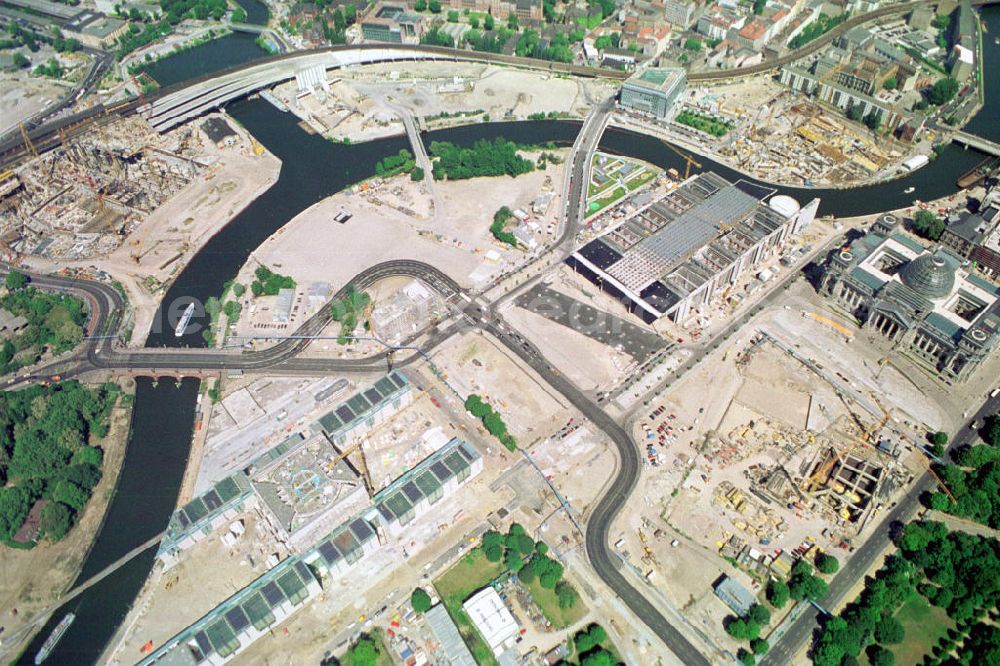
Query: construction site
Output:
[[667, 79, 918, 187], [600, 269, 983, 648], [0, 118, 206, 261]]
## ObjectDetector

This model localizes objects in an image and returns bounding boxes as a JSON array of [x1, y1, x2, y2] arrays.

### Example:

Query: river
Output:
[[16, 6, 999, 663]]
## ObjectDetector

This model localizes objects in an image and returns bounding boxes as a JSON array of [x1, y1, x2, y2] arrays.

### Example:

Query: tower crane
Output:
[[660, 139, 701, 179]]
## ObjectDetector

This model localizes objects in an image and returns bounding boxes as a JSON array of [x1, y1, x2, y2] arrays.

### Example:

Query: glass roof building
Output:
[[139, 555, 322, 666], [372, 437, 482, 538]]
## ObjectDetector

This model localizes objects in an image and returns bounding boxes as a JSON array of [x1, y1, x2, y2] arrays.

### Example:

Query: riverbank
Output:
[[0, 379, 134, 662]]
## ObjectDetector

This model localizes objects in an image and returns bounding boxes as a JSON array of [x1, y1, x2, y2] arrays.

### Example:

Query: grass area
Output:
[[587, 177, 616, 196], [434, 549, 505, 666], [524, 577, 587, 629], [577, 14, 602, 29], [893, 591, 952, 665], [625, 169, 655, 191], [588, 186, 626, 214], [674, 109, 734, 137]]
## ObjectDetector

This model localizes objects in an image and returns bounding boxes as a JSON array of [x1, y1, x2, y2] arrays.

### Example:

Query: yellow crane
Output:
[[660, 139, 702, 179], [326, 437, 375, 496], [19, 123, 38, 159]]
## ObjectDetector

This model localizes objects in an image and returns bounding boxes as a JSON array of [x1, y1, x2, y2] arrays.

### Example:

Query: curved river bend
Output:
[[19, 7, 999, 661]]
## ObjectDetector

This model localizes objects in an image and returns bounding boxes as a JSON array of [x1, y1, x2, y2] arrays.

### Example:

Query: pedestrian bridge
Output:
[[951, 130, 1000, 157]]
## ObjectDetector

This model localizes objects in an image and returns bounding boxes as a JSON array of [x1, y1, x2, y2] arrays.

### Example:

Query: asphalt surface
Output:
[[764, 390, 1000, 665]]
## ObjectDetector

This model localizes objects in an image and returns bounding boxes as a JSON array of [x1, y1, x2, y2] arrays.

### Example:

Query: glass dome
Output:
[[899, 253, 956, 300]]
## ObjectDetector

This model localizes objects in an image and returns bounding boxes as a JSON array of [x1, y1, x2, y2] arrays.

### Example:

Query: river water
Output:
[[17, 6, 999, 663]]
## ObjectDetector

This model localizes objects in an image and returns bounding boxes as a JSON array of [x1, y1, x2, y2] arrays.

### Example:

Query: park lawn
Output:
[[591, 187, 626, 213], [434, 549, 505, 666], [625, 169, 655, 191], [892, 591, 952, 665], [588, 177, 616, 197], [524, 578, 588, 629]]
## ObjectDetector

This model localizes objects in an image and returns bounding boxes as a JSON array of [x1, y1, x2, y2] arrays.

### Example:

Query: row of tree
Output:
[[924, 416, 1000, 529], [570, 623, 617, 665], [374, 149, 416, 178], [428, 138, 534, 181], [490, 207, 518, 247], [464, 394, 516, 451], [329, 287, 371, 345], [0, 381, 119, 546], [250, 265, 295, 297]]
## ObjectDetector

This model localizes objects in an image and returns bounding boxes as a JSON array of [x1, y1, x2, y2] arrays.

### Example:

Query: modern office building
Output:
[[139, 556, 322, 665], [567, 172, 819, 323], [373, 437, 483, 538], [361, 4, 422, 43], [619, 67, 686, 119], [820, 224, 1000, 382]]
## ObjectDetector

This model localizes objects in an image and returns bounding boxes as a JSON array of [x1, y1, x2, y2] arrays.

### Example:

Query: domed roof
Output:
[[899, 253, 956, 300]]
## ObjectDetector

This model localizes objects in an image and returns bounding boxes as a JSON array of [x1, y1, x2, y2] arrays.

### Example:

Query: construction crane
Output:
[[19, 123, 38, 159], [660, 139, 702, 179], [325, 436, 375, 496]]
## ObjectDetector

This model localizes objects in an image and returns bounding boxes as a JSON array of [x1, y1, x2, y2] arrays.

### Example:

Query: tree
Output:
[[507, 11, 517, 29], [864, 109, 882, 131], [347, 636, 379, 666], [767, 579, 790, 608], [0, 485, 31, 540], [748, 603, 771, 626], [883, 76, 897, 90], [912, 210, 945, 241], [410, 166, 424, 181], [725, 617, 761, 641], [484, 13, 494, 30], [816, 553, 840, 575], [12, 52, 29, 68], [874, 616, 905, 645], [869, 645, 895, 666], [556, 581, 577, 608], [847, 103, 864, 122], [40, 501, 72, 541], [5, 271, 28, 290], [752, 0, 766, 14], [737, 648, 756, 666], [581, 649, 615, 666], [52, 480, 89, 512], [574, 624, 607, 652], [983, 414, 1000, 447], [410, 587, 432, 613], [447, 9, 458, 21], [469, 16, 479, 28], [428, 0, 441, 12], [927, 77, 959, 105], [505, 547, 524, 573], [751, 637, 769, 655], [231, 5, 246, 22], [414, 0, 426, 9]]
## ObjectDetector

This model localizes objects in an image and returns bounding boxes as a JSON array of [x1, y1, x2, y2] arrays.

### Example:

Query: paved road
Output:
[[764, 391, 1000, 665]]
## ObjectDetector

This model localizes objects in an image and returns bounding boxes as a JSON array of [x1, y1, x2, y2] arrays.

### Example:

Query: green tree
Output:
[[0, 485, 31, 540], [983, 414, 1000, 447], [507, 11, 517, 29], [883, 76, 897, 90], [847, 103, 864, 122], [555, 581, 577, 608], [5, 271, 28, 290], [414, 0, 426, 9], [869, 645, 895, 666], [581, 649, 615, 666], [484, 13, 494, 30], [39, 501, 72, 541], [231, 5, 246, 22], [726, 617, 761, 641], [12, 52, 29, 68], [912, 210, 945, 241], [751, 637, 769, 655], [737, 648, 756, 666], [574, 623, 607, 652], [767, 579, 790, 608], [816, 553, 840, 574], [52, 480, 89, 512], [410, 587, 432, 613], [752, 0, 766, 13], [347, 636, 379, 666], [874, 616, 905, 644], [930, 431, 949, 456], [429, 0, 441, 12], [410, 166, 424, 181], [505, 547, 524, 572], [748, 603, 771, 626], [447, 9, 458, 21], [927, 77, 959, 105], [864, 109, 882, 131]]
